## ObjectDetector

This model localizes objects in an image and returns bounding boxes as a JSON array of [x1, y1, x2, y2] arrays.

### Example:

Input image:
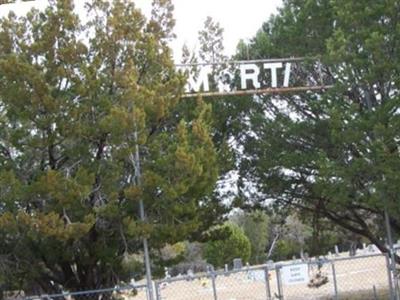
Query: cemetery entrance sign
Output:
[[178, 57, 332, 97]]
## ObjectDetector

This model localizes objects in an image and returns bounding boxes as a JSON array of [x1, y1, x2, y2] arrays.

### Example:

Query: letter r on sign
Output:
[[240, 64, 260, 90]]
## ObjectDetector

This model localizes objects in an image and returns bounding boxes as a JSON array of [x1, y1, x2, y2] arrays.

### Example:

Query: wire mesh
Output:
[[19, 253, 393, 300], [212, 266, 272, 300], [333, 254, 390, 299], [275, 260, 335, 300], [24, 285, 148, 300], [155, 274, 215, 300]]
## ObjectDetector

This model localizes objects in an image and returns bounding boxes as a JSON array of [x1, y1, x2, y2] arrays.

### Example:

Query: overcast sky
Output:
[[0, 0, 282, 60]]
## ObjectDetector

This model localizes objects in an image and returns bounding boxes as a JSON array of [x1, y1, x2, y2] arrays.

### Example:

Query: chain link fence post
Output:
[[394, 256, 400, 300], [276, 265, 283, 299], [331, 261, 339, 300], [209, 271, 218, 300], [264, 266, 272, 300], [386, 252, 395, 300], [153, 281, 161, 300]]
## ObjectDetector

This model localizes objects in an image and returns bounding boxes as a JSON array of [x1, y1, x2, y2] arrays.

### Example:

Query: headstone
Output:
[[233, 258, 243, 270], [303, 252, 309, 261], [164, 267, 171, 279], [266, 260, 274, 269], [248, 270, 265, 281], [367, 244, 382, 253], [334, 245, 340, 256], [317, 256, 324, 269], [186, 269, 194, 281], [245, 262, 250, 273]]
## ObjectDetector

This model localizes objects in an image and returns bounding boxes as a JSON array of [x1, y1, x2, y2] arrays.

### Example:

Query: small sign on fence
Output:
[[281, 264, 309, 285]]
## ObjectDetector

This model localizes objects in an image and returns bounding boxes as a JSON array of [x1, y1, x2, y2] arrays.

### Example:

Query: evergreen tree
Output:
[[231, 210, 269, 264], [198, 16, 226, 65], [0, 0, 221, 293], [236, 0, 400, 258], [204, 222, 251, 268], [178, 17, 242, 205]]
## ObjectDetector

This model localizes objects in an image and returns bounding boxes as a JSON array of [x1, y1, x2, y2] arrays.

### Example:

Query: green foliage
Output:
[[181, 16, 258, 190], [120, 253, 144, 281], [236, 0, 400, 258], [151, 242, 187, 277], [242, 0, 334, 59], [0, 0, 222, 293], [204, 223, 251, 268], [198, 16, 226, 64], [231, 210, 269, 264], [273, 239, 299, 260]]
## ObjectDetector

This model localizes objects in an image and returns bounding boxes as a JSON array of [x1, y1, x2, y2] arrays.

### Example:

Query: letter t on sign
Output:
[[264, 63, 282, 88], [240, 64, 260, 90]]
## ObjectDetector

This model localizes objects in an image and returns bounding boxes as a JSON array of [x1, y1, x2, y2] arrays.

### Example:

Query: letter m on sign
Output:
[[185, 66, 212, 93]]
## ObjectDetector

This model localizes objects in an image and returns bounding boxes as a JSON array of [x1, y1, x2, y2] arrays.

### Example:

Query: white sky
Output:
[[0, 0, 282, 60]]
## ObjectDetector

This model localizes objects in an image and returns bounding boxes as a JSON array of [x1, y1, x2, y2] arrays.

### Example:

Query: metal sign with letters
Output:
[[281, 264, 309, 285], [178, 58, 332, 97]]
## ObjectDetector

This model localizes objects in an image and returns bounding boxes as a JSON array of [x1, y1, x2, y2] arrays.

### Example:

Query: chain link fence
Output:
[[154, 265, 273, 300], [16, 253, 395, 300], [23, 284, 149, 300], [154, 253, 393, 300], [333, 254, 391, 299]]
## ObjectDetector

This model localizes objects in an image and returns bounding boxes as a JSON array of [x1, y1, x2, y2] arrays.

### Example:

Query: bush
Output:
[[204, 223, 251, 268]]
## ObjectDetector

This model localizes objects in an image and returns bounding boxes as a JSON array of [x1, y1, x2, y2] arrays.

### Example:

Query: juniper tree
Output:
[[237, 0, 400, 257], [0, 0, 221, 293]]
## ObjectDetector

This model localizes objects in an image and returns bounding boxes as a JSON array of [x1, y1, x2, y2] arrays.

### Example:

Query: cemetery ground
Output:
[[121, 250, 391, 300]]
